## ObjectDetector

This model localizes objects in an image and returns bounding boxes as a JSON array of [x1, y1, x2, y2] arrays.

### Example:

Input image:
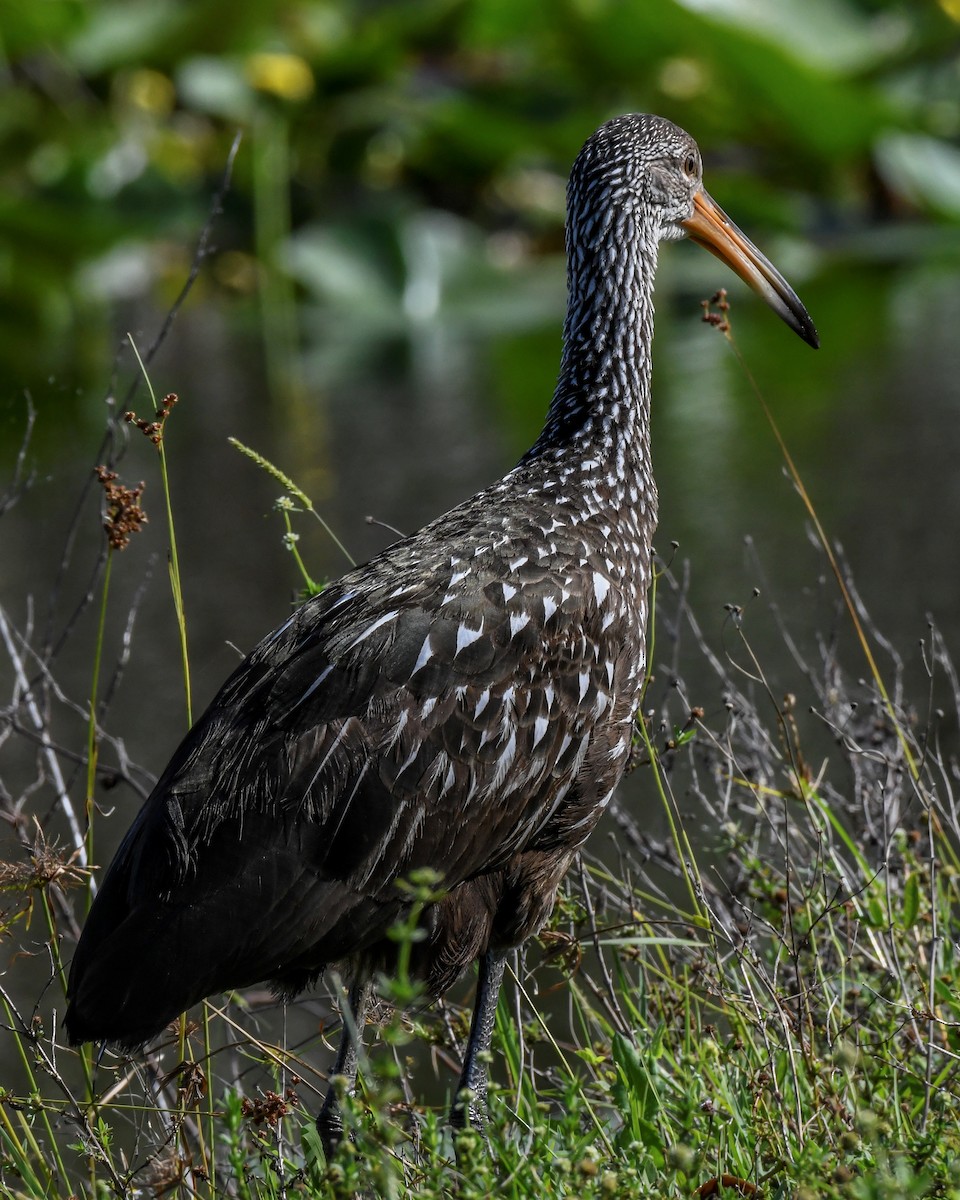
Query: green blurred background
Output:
[[2, 0, 960, 798]]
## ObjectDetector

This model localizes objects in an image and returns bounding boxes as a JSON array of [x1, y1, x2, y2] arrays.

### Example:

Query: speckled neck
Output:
[[519, 188, 659, 524]]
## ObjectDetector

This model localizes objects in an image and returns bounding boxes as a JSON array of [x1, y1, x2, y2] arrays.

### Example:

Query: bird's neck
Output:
[[520, 216, 659, 515]]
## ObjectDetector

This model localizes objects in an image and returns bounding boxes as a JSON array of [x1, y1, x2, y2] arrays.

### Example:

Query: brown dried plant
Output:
[[124, 391, 179, 447], [94, 465, 147, 550]]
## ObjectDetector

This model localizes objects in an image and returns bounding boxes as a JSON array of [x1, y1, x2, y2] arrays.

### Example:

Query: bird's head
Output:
[[569, 114, 819, 349]]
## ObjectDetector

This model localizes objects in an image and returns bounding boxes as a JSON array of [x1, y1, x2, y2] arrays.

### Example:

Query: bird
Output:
[[65, 114, 817, 1149]]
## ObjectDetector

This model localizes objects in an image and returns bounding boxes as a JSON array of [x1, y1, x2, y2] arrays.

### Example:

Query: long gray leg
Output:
[[317, 980, 372, 1158], [450, 951, 507, 1132]]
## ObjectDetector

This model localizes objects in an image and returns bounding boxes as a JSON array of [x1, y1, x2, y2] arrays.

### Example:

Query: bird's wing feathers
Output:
[[66, 539, 631, 1045], [124, 554, 621, 908]]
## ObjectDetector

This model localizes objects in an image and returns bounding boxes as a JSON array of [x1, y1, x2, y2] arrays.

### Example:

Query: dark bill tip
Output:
[[681, 190, 819, 349]]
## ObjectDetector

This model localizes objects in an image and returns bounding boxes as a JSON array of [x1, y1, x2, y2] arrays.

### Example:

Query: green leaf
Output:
[[901, 872, 921, 930], [866, 893, 886, 928], [67, 0, 186, 73], [875, 134, 960, 220], [612, 1031, 660, 1122]]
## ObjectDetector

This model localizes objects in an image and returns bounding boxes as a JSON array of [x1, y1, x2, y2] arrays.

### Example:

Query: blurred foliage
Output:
[[0, 0, 959, 405]]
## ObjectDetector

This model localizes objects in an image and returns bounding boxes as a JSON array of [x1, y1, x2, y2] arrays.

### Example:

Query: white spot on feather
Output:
[[456, 623, 483, 654], [327, 589, 356, 612], [413, 635, 434, 674], [491, 729, 517, 787], [571, 732, 591, 775], [396, 744, 421, 778], [383, 708, 408, 750], [295, 663, 334, 707], [301, 722, 350, 802], [346, 610, 397, 650], [509, 612, 531, 638]]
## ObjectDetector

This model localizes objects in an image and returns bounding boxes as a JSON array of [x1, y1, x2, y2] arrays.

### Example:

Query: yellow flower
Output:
[[245, 53, 314, 102]]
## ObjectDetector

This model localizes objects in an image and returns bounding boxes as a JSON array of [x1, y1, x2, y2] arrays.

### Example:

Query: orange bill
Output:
[[682, 189, 819, 348]]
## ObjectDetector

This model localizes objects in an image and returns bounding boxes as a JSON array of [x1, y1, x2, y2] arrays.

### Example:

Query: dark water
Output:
[[1, 233, 958, 1150]]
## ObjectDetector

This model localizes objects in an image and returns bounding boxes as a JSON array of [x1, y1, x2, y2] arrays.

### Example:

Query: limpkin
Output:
[[65, 115, 817, 1145]]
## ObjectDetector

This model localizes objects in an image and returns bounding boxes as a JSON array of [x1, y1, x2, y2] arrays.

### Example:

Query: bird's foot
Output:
[[317, 1076, 349, 1160], [317, 1111, 344, 1161]]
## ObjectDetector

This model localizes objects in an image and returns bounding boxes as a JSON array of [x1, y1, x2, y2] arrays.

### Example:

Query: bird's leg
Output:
[[450, 950, 507, 1133], [317, 979, 372, 1158]]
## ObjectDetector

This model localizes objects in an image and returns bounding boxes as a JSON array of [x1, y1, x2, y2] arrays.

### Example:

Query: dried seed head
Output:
[[0, 838, 91, 893], [95, 465, 147, 550], [124, 392, 179, 446]]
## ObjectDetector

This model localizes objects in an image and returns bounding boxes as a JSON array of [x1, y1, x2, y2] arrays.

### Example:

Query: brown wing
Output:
[[65, 552, 625, 1046]]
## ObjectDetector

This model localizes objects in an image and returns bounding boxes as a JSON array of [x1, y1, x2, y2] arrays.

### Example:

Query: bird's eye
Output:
[[683, 154, 698, 178]]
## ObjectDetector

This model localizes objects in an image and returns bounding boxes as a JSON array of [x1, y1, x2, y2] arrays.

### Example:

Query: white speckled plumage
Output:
[[66, 117, 817, 1139]]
